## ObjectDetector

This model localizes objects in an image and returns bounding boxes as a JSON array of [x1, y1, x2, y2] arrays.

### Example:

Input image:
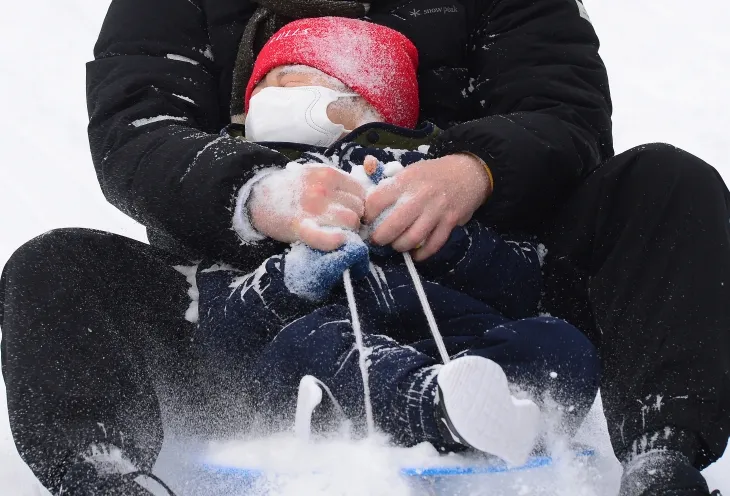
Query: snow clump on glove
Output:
[[284, 229, 370, 301]]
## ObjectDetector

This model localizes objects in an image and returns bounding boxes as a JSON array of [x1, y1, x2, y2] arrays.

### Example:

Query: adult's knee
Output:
[[622, 143, 725, 194], [507, 317, 600, 394], [483, 317, 599, 380], [2, 229, 83, 314], [502, 316, 593, 349], [1, 228, 129, 331], [526, 317, 600, 404], [4, 228, 109, 278]]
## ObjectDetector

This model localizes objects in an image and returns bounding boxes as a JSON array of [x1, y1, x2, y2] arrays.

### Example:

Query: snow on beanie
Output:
[[244, 17, 420, 129]]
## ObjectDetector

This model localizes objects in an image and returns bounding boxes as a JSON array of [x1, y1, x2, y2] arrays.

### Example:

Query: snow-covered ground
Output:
[[0, 0, 728, 494]]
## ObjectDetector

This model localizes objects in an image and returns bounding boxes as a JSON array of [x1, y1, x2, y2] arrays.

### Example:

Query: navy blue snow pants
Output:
[[246, 304, 599, 448]]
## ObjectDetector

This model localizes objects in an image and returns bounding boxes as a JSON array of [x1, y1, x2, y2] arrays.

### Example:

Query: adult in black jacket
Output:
[[0, 0, 728, 495]]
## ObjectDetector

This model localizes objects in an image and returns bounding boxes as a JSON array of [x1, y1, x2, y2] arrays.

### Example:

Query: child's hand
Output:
[[284, 232, 370, 301], [249, 164, 366, 251]]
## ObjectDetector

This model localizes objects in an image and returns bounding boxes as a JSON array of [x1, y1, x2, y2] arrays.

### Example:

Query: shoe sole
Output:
[[437, 356, 541, 466]]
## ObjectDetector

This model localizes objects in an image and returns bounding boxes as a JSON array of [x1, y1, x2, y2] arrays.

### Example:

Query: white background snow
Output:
[[0, 0, 728, 494]]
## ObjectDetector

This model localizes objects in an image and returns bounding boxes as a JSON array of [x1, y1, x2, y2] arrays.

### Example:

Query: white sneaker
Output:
[[295, 375, 323, 441], [436, 355, 541, 465]]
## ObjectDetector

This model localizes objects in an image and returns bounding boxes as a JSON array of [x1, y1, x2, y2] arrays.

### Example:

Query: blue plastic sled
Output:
[[199, 448, 596, 495]]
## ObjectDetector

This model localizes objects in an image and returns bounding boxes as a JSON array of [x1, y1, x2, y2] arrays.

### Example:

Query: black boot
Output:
[[618, 428, 724, 496], [59, 459, 176, 495], [619, 449, 718, 496]]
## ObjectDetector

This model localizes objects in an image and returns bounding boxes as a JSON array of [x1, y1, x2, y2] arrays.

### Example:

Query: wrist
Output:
[[247, 186, 269, 236], [248, 180, 295, 243], [232, 168, 281, 244], [455, 152, 493, 202]]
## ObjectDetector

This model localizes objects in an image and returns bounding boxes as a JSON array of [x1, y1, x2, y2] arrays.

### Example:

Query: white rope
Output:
[[343, 269, 376, 435], [341, 252, 448, 437], [402, 252, 450, 364]]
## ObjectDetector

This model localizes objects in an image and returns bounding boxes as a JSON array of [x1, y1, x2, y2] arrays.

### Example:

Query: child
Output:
[[195, 17, 599, 465]]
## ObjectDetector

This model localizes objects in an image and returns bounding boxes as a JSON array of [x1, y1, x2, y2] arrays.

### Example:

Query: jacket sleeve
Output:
[[430, 0, 613, 229], [196, 256, 319, 359], [418, 221, 543, 319], [86, 0, 289, 264]]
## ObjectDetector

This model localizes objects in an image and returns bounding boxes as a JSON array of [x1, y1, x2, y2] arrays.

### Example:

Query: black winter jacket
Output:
[[87, 0, 612, 267]]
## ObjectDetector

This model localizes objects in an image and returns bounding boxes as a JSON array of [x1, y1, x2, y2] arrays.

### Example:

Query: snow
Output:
[[166, 53, 200, 66], [172, 93, 196, 105], [174, 264, 200, 324], [201, 45, 215, 62], [0, 0, 729, 494], [242, 164, 306, 232], [131, 115, 188, 127], [82, 443, 139, 476]]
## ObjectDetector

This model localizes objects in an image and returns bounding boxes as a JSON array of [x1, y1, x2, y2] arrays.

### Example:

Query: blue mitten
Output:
[[284, 231, 370, 301]]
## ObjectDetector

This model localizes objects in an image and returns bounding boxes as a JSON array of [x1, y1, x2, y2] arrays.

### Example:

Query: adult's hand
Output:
[[249, 165, 366, 251], [364, 154, 492, 261]]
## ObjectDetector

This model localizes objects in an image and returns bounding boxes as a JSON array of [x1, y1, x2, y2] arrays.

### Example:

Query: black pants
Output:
[[0, 230, 208, 492], [542, 143, 730, 468], [1, 144, 729, 492]]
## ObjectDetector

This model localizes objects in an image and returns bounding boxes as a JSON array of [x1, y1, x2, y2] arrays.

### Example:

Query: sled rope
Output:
[[402, 252, 450, 364], [343, 269, 376, 435]]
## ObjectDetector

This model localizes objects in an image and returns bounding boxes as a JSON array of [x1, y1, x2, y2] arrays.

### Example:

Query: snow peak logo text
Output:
[[270, 28, 311, 42], [409, 5, 458, 17]]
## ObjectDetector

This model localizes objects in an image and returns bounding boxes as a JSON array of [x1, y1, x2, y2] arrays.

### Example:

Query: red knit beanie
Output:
[[245, 17, 420, 129]]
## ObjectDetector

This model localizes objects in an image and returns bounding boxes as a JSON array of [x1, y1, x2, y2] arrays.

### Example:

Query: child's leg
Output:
[[433, 316, 598, 465], [247, 304, 443, 444], [459, 316, 601, 432], [247, 309, 586, 464]]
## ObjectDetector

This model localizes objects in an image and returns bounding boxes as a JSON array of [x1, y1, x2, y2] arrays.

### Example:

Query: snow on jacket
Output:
[[87, 0, 612, 269]]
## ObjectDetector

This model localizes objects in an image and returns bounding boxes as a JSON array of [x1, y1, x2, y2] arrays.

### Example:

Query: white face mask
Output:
[[245, 86, 359, 147]]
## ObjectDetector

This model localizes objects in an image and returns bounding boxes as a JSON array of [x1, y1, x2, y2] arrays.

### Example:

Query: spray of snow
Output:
[[82, 443, 138, 475], [229, 256, 276, 303], [536, 243, 549, 266], [3, 1, 730, 496], [180, 135, 229, 182], [205, 434, 430, 495], [192, 403, 622, 496]]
